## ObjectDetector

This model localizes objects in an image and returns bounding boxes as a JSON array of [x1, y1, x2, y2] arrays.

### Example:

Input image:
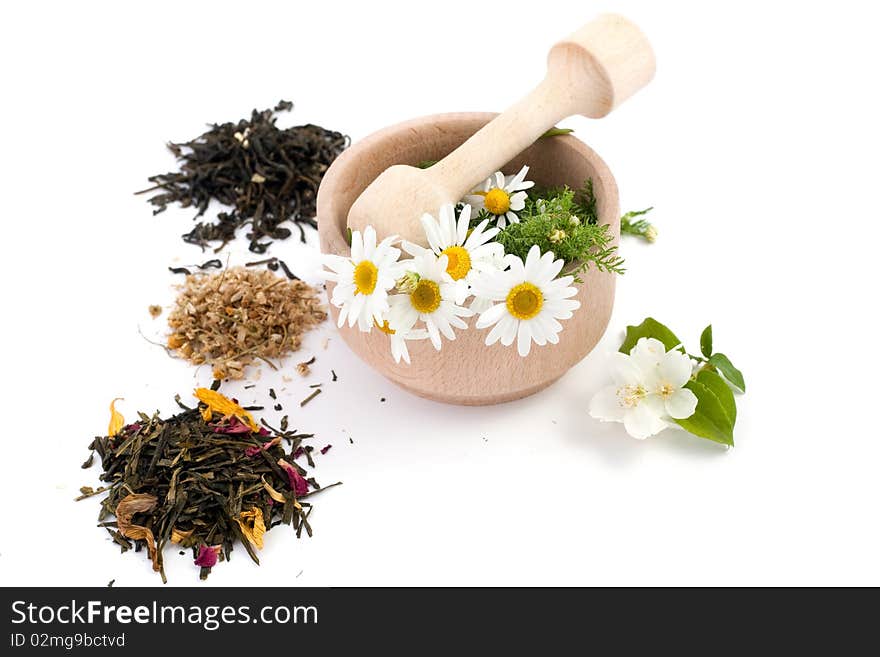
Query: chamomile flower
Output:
[[375, 319, 429, 365], [464, 165, 535, 228], [471, 245, 580, 357], [403, 203, 504, 304], [387, 252, 473, 351], [322, 225, 401, 332]]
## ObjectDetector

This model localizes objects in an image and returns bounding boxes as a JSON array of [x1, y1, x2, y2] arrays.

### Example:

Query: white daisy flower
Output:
[[322, 225, 401, 332], [387, 252, 473, 351], [471, 245, 580, 357], [374, 319, 429, 365], [464, 165, 535, 228], [403, 203, 504, 304]]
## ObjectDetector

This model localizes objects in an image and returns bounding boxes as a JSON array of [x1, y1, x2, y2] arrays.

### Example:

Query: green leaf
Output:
[[416, 159, 437, 169], [540, 126, 574, 138], [696, 369, 735, 427], [709, 352, 746, 392], [700, 324, 713, 358], [619, 317, 681, 355], [673, 379, 734, 446], [345, 227, 352, 246]]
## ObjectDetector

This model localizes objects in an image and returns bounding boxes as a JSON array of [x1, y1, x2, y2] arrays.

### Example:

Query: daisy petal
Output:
[[516, 321, 532, 357], [476, 302, 506, 328]]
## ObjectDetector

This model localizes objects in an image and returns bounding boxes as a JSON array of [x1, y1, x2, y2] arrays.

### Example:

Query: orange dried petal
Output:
[[193, 388, 259, 432], [108, 398, 125, 437], [235, 508, 265, 549]]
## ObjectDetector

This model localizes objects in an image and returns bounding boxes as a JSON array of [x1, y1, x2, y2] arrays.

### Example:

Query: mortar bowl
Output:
[[317, 112, 619, 406]]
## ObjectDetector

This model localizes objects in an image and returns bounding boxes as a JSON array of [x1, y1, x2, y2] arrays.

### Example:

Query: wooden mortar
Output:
[[317, 112, 619, 406]]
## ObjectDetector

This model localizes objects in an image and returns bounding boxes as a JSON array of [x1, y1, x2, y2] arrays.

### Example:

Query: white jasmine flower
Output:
[[404, 203, 504, 304], [568, 215, 581, 227], [375, 319, 429, 365], [464, 165, 535, 228], [387, 252, 473, 351], [321, 226, 401, 332], [471, 245, 580, 357], [589, 337, 699, 440]]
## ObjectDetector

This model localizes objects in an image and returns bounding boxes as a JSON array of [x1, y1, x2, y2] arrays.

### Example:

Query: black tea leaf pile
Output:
[[139, 100, 348, 253]]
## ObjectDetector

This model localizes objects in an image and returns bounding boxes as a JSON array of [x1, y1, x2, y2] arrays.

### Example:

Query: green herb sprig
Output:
[[620, 207, 658, 242], [492, 181, 624, 282]]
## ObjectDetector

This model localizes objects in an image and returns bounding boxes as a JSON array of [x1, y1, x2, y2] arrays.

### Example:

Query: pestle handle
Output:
[[430, 14, 655, 200]]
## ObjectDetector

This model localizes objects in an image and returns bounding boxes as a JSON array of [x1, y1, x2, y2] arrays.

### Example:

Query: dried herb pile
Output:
[[167, 267, 326, 379], [81, 385, 335, 581], [139, 100, 348, 253]]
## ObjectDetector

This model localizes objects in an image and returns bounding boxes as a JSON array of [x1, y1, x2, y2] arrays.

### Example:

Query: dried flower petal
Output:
[[245, 436, 281, 456], [194, 388, 259, 432], [108, 398, 125, 437], [215, 416, 255, 435], [115, 493, 160, 572], [261, 477, 287, 504], [170, 527, 194, 545], [235, 508, 266, 549], [194, 545, 220, 568], [278, 458, 309, 496]]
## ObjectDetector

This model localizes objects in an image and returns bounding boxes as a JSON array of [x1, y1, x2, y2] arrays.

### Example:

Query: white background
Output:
[[1, 0, 878, 587]]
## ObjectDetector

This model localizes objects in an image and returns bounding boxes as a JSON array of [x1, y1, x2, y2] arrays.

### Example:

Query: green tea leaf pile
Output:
[[79, 385, 336, 582]]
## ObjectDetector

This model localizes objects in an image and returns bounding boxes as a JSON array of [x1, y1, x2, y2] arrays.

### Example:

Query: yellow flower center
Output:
[[506, 282, 544, 320], [410, 279, 441, 314], [658, 383, 674, 398], [484, 188, 511, 215], [375, 319, 396, 335], [441, 246, 472, 280], [353, 260, 378, 295]]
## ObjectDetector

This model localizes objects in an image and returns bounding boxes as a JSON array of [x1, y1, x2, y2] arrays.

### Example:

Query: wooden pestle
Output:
[[347, 14, 656, 246]]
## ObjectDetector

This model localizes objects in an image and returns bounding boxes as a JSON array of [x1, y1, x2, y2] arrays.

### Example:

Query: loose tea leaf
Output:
[[81, 386, 337, 581], [139, 101, 348, 253]]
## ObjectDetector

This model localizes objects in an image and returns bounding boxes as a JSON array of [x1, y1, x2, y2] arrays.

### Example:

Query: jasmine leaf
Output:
[[540, 126, 574, 138], [619, 317, 681, 355], [700, 324, 713, 358], [709, 352, 745, 392], [674, 379, 734, 446], [696, 369, 735, 427]]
